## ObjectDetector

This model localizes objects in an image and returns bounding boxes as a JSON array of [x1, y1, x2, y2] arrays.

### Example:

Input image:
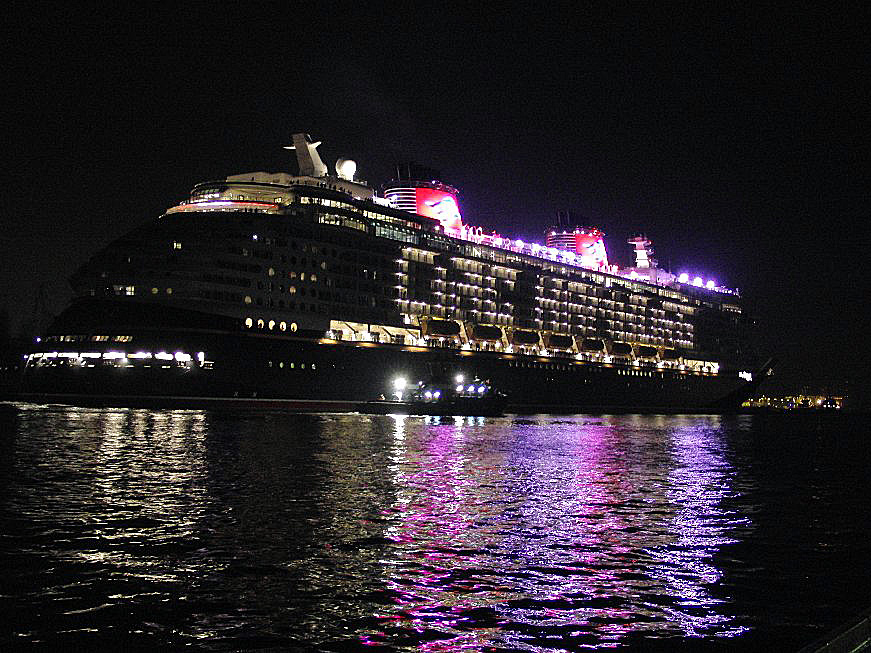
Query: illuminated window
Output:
[[300, 273, 306, 281], [268, 320, 275, 330], [290, 322, 298, 332], [268, 268, 275, 277], [257, 319, 265, 328], [244, 295, 253, 304], [245, 317, 253, 328], [310, 274, 317, 283], [151, 287, 158, 294], [172, 241, 182, 250], [288, 286, 296, 294], [166, 288, 172, 294], [279, 321, 286, 331]]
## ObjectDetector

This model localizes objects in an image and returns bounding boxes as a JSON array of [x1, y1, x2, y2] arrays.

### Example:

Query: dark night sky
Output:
[[4, 6, 868, 397]]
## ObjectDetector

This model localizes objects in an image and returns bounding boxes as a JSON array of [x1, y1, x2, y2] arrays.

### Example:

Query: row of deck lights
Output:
[[28, 351, 205, 364], [409, 236, 736, 295], [678, 272, 720, 290]]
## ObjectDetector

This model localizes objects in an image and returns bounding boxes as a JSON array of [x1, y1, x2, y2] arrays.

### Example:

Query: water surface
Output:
[[0, 405, 868, 650]]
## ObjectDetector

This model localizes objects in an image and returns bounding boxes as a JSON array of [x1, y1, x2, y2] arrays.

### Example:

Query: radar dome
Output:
[[335, 158, 357, 180]]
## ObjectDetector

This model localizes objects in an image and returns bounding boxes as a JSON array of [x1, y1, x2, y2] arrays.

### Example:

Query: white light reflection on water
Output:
[[363, 414, 751, 649], [80, 409, 210, 575], [644, 417, 752, 638]]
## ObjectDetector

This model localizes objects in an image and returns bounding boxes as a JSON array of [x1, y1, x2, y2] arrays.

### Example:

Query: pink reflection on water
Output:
[[360, 415, 751, 649]]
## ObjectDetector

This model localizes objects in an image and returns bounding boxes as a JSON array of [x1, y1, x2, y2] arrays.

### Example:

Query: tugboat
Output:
[[358, 374, 507, 416]]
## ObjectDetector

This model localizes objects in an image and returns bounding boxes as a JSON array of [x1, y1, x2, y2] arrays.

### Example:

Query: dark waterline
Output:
[[0, 404, 868, 651]]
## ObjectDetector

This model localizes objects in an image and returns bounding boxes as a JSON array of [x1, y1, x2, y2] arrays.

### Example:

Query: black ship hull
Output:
[[19, 322, 765, 414]]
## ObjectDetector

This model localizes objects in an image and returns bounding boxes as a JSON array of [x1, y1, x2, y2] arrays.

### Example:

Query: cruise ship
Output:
[[20, 134, 770, 411]]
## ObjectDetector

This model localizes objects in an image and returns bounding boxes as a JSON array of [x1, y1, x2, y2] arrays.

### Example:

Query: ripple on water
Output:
[[0, 407, 869, 650]]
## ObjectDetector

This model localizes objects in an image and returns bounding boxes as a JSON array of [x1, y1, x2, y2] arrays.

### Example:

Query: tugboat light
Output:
[[455, 374, 464, 384], [393, 377, 407, 391], [424, 391, 432, 399], [456, 384, 464, 392], [467, 384, 475, 393], [433, 390, 441, 399], [477, 386, 486, 393]]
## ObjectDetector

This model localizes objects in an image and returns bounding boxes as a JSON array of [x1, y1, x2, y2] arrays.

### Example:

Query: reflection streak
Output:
[[364, 415, 751, 649]]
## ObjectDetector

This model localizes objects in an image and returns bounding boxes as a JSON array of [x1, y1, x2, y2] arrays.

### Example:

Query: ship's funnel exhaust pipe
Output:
[[284, 133, 328, 177]]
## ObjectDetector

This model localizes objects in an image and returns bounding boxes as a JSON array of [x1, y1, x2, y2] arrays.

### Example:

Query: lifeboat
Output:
[[510, 329, 541, 345], [422, 319, 461, 337], [610, 342, 633, 357], [468, 324, 503, 341], [545, 333, 574, 350], [581, 338, 605, 352], [636, 345, 659, 359]]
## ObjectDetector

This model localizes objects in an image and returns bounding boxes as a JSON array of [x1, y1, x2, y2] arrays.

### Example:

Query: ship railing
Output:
[[442, 221, 739, 296]]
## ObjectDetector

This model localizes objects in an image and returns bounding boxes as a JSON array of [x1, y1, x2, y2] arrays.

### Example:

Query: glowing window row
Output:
[[244, 317, 299, 332], [267, 360, 317, 370]]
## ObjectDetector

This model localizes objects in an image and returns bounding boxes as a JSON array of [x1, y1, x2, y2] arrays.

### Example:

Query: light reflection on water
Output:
[[1, 405, 867, 650], [365, 415, 750, 650]]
